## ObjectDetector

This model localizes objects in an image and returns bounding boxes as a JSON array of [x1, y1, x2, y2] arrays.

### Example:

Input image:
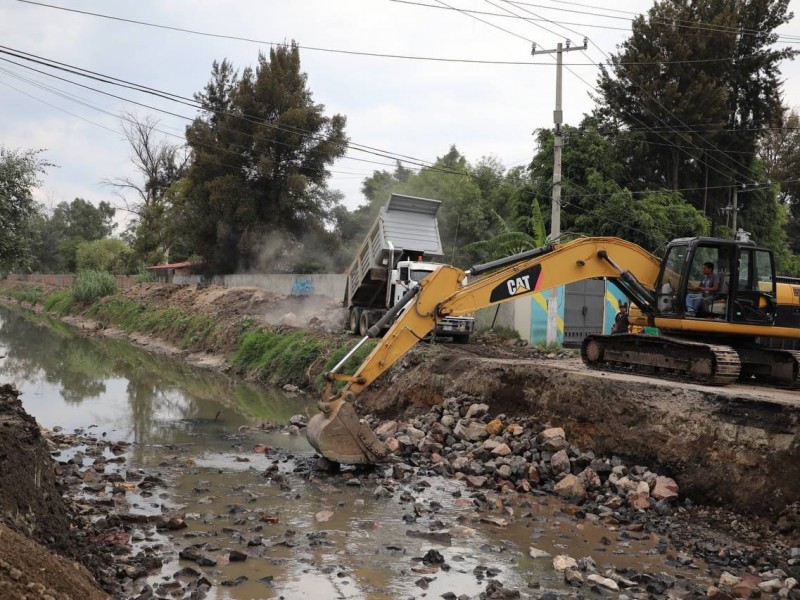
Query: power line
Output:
[[0, 64, 389, 199], [0, 70, 120, 135], [14, 0, 540, 66], [472, 0, 748, 192], [497, 0, 762, 187], [394, 0, 632, 31], [391, 0, 800, 43], [0, 46, 474, 178], [13, 51, 786, 226], [505, 0, 800, 42], [7, 1, 788, 231], [485, 0, 747, 185], [0, 54, 420, 184], [12, 0, 770, 69]]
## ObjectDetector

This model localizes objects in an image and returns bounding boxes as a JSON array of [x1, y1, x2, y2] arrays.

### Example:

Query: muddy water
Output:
[[0, 307, 709, 599]]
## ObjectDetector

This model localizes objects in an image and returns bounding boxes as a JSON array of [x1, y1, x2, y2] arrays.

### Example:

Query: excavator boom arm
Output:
[[306, 237, 661, 464], [348, 237, 660, 394]]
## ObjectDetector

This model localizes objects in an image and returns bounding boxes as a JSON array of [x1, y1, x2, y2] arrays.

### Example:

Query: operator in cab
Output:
[[685, 262, 721, 317]]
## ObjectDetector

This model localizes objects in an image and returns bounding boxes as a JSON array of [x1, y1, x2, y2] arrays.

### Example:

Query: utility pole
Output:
[[532, 38, 587, 345]]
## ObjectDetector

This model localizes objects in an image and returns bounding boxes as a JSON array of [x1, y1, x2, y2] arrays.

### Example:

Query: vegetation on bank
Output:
[[2, 285, 45, 306], [231, 327, 376, 389], [0, 281, 375, 392]]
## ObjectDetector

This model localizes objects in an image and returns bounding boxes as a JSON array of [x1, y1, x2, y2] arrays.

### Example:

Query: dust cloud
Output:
[[260, 294, 347, 333], [250, 230, 345, 275]]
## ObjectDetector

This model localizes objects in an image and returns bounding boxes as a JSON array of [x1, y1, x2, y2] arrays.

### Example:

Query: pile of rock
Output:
[[46, 429, 170, 596], [367, 394, 680, 516], [324, 396, 800, 599]]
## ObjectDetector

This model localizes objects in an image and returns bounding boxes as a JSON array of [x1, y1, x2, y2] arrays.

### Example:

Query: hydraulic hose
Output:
[[368, 285, 420, 337]]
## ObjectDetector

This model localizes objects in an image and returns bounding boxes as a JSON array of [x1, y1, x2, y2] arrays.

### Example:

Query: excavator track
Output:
[[736, 347, 800, 389], [581, 334, 741, 386]]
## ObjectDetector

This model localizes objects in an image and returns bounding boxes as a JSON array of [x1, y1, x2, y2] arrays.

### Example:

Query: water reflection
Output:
[[0, 306, 314, 451]]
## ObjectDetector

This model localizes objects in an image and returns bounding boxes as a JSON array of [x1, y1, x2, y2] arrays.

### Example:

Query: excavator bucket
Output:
[[306, 398, 388, 464]]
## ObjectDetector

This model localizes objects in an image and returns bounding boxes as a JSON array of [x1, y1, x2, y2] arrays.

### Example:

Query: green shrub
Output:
[[490, 326, 521, 340], [72, 270, 118, 304], [43, 290, 75, 315], [88, 298, 145, 329], [320, 339, 378, 391], [4, 287, 44, 305], [232, 328, 333, 387], [134, 266, 155, 284], [88, 299, 216, 351]]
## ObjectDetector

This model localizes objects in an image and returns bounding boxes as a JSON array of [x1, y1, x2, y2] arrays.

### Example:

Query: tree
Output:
[[75, 239, 134, 274], [0, 147, 51, 271], [596, 0, 795, 220], [525, 117, 636, 237], [28, 205, 63, 273], [397, 147, 491, 264], [28, 197, 116, 272], [54, 197, 116, 241], [179, 44, 347, 273], [526, 117, 708, 251], [105, 113, 187, 265], [572, 173, 708, 251], [352, 148, 534, 267], [759, 106, 800, 252]]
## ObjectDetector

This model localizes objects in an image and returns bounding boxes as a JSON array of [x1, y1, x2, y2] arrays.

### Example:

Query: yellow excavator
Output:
[[306, 235, 800, 464]]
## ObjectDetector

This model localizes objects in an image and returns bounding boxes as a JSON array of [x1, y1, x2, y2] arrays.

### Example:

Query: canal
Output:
[[0, 306, 709, 599]]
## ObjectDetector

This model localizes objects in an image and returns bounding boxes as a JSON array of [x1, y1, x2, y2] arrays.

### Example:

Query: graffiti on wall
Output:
[[291, 277, 315, 296]]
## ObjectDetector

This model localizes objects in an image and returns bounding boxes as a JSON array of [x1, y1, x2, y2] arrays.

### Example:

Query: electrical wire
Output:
[[495, 0, 763, 187], [6, 0, 791, 225], [392, 0, 800, 43], [11, 0, 746, 68], [11, 0, 783, 189], [0, 46, 476, 178], [479, 0, 749, 186], [12, 0, 539, 66], [0, 62, 400, 186]]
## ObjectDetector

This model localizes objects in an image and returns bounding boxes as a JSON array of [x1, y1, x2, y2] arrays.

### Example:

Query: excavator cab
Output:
[[654, 237, 777, 325]]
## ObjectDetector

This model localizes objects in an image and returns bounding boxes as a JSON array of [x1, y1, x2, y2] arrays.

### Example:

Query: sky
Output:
[[2, 0, 800, 230]]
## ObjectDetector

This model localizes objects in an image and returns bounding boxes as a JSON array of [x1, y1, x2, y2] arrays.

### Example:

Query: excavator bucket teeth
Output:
[[306, 402, 388, 465]]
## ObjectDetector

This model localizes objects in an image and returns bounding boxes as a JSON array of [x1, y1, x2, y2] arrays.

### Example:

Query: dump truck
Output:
[[343, 193, 475, 341], [308, 234, 800, 464]]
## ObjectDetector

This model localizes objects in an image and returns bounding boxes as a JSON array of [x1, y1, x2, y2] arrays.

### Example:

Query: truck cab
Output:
[[391, 260, 474, 342]]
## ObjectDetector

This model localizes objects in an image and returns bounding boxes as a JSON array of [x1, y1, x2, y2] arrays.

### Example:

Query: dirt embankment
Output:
[[0, 384, 111, 600]]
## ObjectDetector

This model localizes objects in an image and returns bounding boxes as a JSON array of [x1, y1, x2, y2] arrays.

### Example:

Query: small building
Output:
[[146, 261, 196, 284]]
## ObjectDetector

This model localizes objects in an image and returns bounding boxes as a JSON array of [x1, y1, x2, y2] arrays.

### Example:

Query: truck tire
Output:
[[358, 311, 371, 337], [348, 308, 362, 334]]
